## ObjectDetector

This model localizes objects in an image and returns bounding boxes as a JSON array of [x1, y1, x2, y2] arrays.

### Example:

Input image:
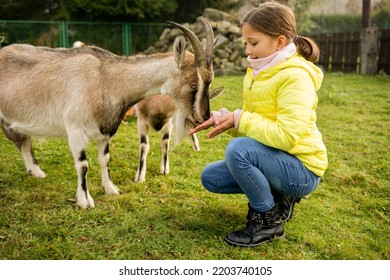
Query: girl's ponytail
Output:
[[294, 36, 320, 63]]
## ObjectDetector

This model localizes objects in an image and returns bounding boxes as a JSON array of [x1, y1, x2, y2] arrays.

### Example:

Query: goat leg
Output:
[[191, 133, 200, 151], [68, 129, 94, 208], [134, 133, 149, 183], [97, 139, 121, 194], [2, 124, 46, 178], [160, 121, 172, 175]]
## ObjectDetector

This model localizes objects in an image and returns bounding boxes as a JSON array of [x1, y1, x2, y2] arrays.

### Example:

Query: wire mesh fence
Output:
[[0, 20, 166, 55]]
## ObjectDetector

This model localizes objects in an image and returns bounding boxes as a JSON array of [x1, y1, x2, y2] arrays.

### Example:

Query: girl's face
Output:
[[242, 23, 280, 59]]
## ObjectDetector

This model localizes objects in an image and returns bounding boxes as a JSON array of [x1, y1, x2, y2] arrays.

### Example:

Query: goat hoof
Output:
[[104, 183, 121, 195], [160, 168, 170, 175], [28, 167, 46, 178], [76, 193, 95, 209], [134, 173, 145, 183]]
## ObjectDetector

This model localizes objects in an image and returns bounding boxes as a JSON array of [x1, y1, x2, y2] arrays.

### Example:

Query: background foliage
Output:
[[310, 11, 390, 33], [2, 0, 389, 38], [0, 0, 244, 22], [0, 0, 324, 31]]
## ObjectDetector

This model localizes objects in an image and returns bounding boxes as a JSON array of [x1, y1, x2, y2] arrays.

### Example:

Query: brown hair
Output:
[[241, 1, 320, 63]]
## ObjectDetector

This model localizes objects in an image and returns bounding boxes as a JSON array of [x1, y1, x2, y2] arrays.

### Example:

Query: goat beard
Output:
[[171, 112, 196, 149]]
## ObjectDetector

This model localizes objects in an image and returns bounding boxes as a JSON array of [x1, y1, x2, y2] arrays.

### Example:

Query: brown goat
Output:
[[134, 85, 223, 182]]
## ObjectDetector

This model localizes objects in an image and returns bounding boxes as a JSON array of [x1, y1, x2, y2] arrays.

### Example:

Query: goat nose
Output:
[[205, 106, 211, 119], [192, 111, 208, 125], [202, 111, 210, 121]]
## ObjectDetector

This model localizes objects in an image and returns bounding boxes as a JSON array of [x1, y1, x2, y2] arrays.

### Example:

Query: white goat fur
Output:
[[0, 19, 218, 208]]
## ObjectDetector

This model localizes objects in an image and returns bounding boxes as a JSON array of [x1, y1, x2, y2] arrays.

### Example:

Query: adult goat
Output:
[[0, 17, 219, 208]]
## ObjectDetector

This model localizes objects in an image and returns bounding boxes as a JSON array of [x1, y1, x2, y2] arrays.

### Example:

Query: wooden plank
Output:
[[330, 32, 345, 72], [378, 29, 390, 74], [344, 31, 360, 73], [315, 33, 331, 71]]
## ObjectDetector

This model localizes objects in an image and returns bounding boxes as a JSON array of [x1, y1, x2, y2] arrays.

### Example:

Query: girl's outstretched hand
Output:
[[189, 111, 235, 139], [207, 112, 234, 139]]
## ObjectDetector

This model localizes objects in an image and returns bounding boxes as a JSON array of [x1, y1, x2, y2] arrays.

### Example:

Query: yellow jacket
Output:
[[234, 54, 328, 176]]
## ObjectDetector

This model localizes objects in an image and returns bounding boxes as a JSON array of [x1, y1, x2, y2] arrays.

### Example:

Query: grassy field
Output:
[[0, 73, 389, 260]]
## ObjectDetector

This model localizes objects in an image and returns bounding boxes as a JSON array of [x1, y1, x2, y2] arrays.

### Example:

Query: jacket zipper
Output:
[[249, 79, 254, 90]]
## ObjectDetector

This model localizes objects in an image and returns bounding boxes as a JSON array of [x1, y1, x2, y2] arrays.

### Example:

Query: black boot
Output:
[[272, 190, 301, 222], [278, 195, 301, 222], [225, 204, 284, 247]]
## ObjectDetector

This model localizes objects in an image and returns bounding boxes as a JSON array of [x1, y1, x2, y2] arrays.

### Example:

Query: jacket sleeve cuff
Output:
[[211, 108, 230, 126], [233, 109, 243, 130]]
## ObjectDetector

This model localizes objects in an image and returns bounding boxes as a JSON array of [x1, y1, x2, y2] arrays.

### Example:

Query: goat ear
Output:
[[209, 86, 224, 99], [173, 36, 186, 69]]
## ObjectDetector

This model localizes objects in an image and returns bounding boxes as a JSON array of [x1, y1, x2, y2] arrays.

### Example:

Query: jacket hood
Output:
[[251, 54, 324, 91]]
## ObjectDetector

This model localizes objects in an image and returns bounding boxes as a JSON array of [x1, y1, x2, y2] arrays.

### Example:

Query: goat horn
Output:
[[167, 21, 206, 68], [197, 17, 215, 68]]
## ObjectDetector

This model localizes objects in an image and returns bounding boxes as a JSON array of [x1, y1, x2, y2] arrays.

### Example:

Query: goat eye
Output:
[[189, 82, 197, 90]]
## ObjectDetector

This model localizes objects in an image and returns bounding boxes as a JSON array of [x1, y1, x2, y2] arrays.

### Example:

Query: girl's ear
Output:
[[276, 35, 287, 50]]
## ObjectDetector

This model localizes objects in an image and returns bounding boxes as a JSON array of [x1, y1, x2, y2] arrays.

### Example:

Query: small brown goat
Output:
[[134, 95, 189, 183], [134, 86, 222, 182]]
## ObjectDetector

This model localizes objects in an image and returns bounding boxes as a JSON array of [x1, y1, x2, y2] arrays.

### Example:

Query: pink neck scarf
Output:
[[247, 42, 297, 77]]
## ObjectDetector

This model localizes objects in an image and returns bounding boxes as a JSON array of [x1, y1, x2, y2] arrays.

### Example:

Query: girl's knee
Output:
[[201, 166, 216, 192], [201, 177, 212, 192], [226, 137, 247, 156], [225, 137, 260, 163]]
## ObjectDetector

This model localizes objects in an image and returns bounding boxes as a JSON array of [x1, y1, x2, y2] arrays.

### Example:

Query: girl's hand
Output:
[[207, 112, 234, 139], [189, 115, 215, 136]]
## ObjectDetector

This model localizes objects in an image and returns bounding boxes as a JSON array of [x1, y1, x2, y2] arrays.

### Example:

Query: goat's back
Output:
[[0, 44, 123, 137]]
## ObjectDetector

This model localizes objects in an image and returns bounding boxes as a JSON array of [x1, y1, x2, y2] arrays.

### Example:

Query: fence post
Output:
[[360, 27, 379, 75], [122, 22, 131, 55], [59, 21, 69, 48]]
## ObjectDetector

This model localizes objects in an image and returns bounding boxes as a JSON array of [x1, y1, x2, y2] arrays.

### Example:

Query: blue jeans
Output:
[[201, 137, 320, 212]]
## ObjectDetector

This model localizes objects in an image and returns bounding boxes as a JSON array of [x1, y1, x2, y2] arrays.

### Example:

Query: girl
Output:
[[189, 2, 328, 247]]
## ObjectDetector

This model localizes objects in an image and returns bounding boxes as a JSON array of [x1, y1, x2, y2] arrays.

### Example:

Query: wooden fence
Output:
[[311, 28, 390, 74], [378, 29, 390, 74]]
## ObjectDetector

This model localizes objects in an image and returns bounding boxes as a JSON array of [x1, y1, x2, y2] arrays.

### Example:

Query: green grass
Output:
[[0, 73, 389, 260]]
